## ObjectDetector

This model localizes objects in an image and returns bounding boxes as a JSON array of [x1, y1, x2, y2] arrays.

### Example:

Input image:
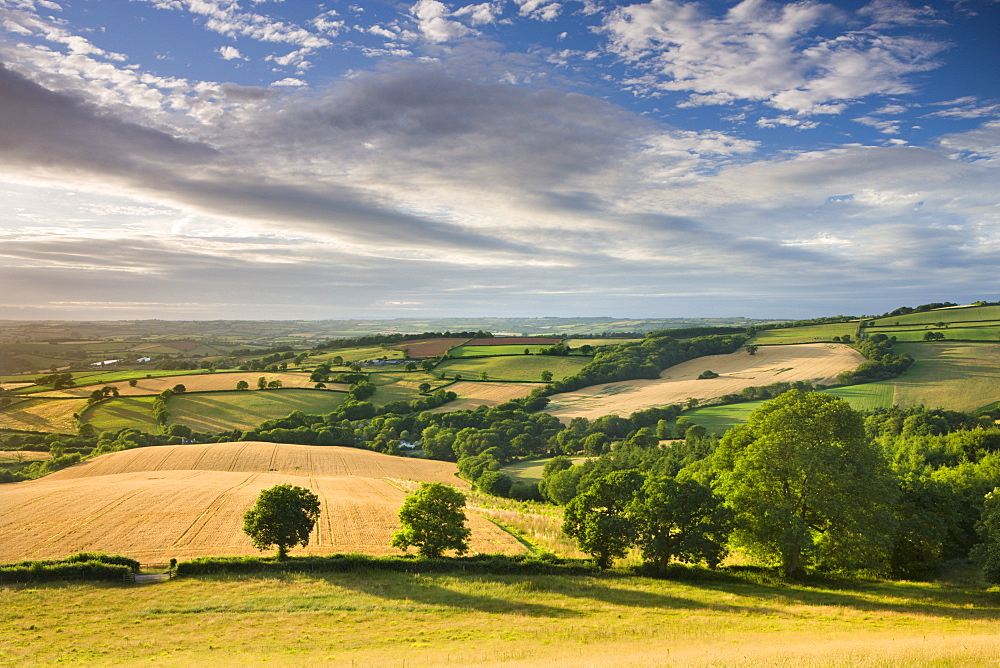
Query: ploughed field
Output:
[[546, 343, 865, 422], [0, 443, 525, 563]]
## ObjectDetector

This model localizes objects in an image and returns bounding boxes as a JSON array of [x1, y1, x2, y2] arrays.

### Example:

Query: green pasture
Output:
[[436, 355, 590, 382], [822, 383, 896, 411], [501, 456, 590, 482], [368, 371, 446, 406], [750, 322, 860, 344], [448, 344, 562, 357], [866, 304, 1000, 328], [9, 369, 216, 394], [167, 390, 347, 432], [867, 325, 1000, 342], [308, 346, 406, 365]]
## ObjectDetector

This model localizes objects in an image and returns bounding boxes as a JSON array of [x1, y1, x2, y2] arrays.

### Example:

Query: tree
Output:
[[478, 371, 489, 381], [418, 382, 432, 394], [628, 475, 732, 572], [540, 370, 554, 383], [128, 378, 138, 388], [404, 362, 417, 372], [257, 376, 267, 390], [712, 390, 898, 576], [242, 484, 321, 560], [267, 379, 282, 389], [563, 469, 643, 568], [971, 488, 1000, 583], [172, 383, 186, 394], [745, 345, 758, 355], [236, 380, 250, 390], [391, 482, 471, 557], [420, 359, 435, 372]]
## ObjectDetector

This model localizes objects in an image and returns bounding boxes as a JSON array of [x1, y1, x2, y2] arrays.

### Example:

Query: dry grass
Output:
[[0, 443, 525, 563], [35, 372, 328, 398], [0, 450, 50, 463], [546, 343, 864, 422]]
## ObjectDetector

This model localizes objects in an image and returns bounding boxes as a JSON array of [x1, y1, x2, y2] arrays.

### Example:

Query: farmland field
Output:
[[467, 337, 563, 346], [387, 337, 468, 357], [168, 390, 346, 432], [888, 342, 1000, 412], [448, 344, 561, 357], [426, 381, 539, 411], [867, 304, 1000, 327], [501, 456, 590, 482], [35, 371, 329, 398], [85, 396, 158, 431], [750, 322, 860, 344], [0, 397, 89, 433], [0, 443, 522, 563], [308, 346, 406, 365], [437, 355, 590, 382], [564, 338, 643, 348], [546, 343, 864, 422], [868, 325, 1000, 342]]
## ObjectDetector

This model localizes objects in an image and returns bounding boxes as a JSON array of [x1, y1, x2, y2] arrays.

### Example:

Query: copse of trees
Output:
[[837, 334, 913, 385]]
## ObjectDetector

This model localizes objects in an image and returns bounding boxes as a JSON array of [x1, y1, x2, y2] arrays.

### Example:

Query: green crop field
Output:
[[168, 390, 346, 432], [308, 346, 406, 365], [822, 383, 896, 410], [868, 325, 1000, 342], [2, 568, 999, 666], [448, 344, 562, 357], [437, 355, 590, 382], [750, 322, 860, 344]]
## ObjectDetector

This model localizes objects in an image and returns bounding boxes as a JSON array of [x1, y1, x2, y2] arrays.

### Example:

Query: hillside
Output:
[[0, 443, 524, 563]]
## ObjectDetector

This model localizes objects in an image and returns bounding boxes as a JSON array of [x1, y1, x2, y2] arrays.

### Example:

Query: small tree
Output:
[[242, 484, 321, 560], [236, 380, 250, 390], [391, 482, 470, 557], [745, 345, 758, 355], [172, 384, 186, 394], [971, 488, 1000, 583], [128, 378, 138, 388], [540, 370, 554, 383], [563, 469, 642, 569]]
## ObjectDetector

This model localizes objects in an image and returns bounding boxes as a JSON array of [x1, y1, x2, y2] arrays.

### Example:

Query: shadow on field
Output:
[[329, 571, 582, 618], [694, 576, 1000, 621]]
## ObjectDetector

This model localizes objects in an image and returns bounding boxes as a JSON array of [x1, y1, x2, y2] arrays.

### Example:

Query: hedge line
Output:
[[0, 553, 139, 584], [177, 553, 598, 576]]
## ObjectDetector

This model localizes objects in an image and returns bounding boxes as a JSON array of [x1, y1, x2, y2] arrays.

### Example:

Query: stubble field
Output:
[[0, 443, 524, 563], [546, 343, 865, 422]]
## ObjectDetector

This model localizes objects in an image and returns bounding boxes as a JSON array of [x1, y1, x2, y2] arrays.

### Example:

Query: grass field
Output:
[[36, 371, 327, 398], [0, 397, 89, 433], [2, 568, 999, 666], [870, 325, 1000, 342], [546, 344, 864, 423], [437, 355, 590, 382], [750, 322, 860, 344], [168, 390, 346, 432], [0, 443, 520, 563], [889, 342, 1000, 412], [85, 396, 158, 431], [308, 346, 406, 365], [867, 304, 1000, 327]]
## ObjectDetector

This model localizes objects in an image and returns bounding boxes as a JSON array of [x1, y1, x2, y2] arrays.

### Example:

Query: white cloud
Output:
[[853, 115, 901, 134], [410, 0, 472, 42], [600, 0, 946, 115], [216, 45, 245, 60], [756, 116, 820, 130], [516, 0, 563, 21], [270, 77, 307, 86], [453, 2, 498, 25]]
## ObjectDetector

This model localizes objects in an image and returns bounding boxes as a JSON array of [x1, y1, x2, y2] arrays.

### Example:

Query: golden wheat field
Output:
[[546, 343, 865, 422], [33, 372, 328, 398], [428, 381, 539, 412], [0, 443, 525, 563]]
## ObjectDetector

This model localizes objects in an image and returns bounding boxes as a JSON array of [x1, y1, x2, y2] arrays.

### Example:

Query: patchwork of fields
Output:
[[0, 443, 524, 563], [35, 371, 330, 398], [437, 354, 589, 382], [546, 343, 864, 422]]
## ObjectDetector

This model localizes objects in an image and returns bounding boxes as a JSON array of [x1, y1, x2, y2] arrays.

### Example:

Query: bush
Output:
[[0, 553, 138, 584]]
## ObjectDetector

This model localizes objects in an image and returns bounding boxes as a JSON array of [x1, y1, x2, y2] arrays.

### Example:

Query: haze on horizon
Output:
[[0, 0, 997, 321]]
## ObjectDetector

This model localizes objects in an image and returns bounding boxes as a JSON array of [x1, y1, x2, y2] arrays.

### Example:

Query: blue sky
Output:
[[0, 0, 997, 320]]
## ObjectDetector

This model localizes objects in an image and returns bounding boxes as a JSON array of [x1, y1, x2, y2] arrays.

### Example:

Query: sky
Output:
[[0, 0, 998, 321]]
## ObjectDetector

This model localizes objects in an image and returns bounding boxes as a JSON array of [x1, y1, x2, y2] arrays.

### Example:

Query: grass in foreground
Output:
[[2, 567, 998, 666]]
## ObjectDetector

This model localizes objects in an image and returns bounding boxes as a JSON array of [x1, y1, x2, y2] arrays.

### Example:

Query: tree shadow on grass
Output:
[[692, 572, 1000, 622]]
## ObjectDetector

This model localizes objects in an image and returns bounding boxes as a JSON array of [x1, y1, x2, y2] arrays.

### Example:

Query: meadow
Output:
[[890, 342, 1000, 412], [436, 355, 590, 382], [448, 344, 562, 357], [2, 568, 999, 666], [0, 397, 88, 432]]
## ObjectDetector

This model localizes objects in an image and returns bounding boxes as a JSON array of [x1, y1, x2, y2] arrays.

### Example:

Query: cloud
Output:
[[410, 0, 473, 42], [216, 45, 245, 60], [270, 77, 307, 87], [600, 0, 947, 114]]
